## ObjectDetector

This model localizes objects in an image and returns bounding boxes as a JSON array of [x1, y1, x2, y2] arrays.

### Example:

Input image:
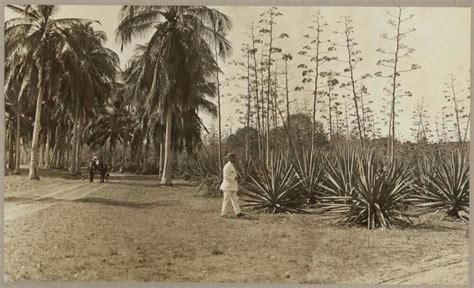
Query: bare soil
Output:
[[3, 169, 469, 284]]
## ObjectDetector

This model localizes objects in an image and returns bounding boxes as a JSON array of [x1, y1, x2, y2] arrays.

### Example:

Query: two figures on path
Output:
[[88, 156, 109, 183], [220, 153, 245, 218]]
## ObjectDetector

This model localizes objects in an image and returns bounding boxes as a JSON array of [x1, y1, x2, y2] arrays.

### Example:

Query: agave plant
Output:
[[293, 150, 325, 203], [186, 153, 220, 179], [240, 152, 307, 214], [186, 153, 222, 197], [412, 149, 469, 220], [319, 149, 414, 229]]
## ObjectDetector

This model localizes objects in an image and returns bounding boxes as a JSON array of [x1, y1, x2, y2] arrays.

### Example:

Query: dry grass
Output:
[[3, 169, 468, 284]]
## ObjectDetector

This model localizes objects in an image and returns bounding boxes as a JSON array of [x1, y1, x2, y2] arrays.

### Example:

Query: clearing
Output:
[[3, 169, 469, 284]]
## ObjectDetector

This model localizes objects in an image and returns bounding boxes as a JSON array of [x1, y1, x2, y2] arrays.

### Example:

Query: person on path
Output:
[[88, 156, 99, 183], [220, 153, 245, 218]]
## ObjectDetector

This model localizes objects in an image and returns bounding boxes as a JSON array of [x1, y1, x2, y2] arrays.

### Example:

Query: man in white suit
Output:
[[220, 153, 245, 217]]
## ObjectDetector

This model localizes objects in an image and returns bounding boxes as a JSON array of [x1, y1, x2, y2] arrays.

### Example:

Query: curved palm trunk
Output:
[[28, 78, 45, 180], [161, 111, 173, 185]]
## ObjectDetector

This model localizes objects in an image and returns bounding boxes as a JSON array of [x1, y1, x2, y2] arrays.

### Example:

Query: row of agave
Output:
[[186, 147, 469, 229]]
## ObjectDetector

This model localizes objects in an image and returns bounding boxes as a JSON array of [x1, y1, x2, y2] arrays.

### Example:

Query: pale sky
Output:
[[5, 6, 471, 142]]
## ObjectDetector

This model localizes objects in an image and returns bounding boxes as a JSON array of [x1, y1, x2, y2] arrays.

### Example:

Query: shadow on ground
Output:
[[74, 197, 184, 208], [5, 196, 185, 209]]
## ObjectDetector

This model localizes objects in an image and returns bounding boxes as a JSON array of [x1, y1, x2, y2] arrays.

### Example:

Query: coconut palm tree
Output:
[[85, 88, 134, 170], [5, 5, 103, 179], [59, 23, 120, 174], [116, 5, 232, 185], [4, 48, 36, 173]]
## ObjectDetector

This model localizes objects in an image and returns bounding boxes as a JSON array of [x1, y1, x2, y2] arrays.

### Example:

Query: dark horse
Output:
[[97, 161, 109, 183]]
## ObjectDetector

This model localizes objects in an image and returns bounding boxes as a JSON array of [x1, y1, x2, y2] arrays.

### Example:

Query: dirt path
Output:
[[5, 182, 110, 221], [4, 172, 469, 284]]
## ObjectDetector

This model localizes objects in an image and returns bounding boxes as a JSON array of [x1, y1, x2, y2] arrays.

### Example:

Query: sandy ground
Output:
[[3, 169, 469, 284]]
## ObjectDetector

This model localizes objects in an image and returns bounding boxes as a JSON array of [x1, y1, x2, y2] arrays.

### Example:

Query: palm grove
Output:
[[4, 6, 470, 228]]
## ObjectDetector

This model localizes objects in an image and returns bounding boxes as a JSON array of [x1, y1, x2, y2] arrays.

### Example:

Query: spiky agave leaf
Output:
[[319, 150, 414, 229], [235, 156, 254, 182], [412, 149, 469, 220], [241, 152, 307, 214], [319, 147, 358, 198], [293, 150, 325, 201], [410, 151, 437, 198]]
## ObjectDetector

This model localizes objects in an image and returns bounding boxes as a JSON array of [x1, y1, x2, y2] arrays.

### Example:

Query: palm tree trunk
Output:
[[111, 144, 116, 172], [50, 126, 60, 168], [161, 111, 173, 185], [28, 75, 45, 179], [120, 141, 127, 173], [159, 138, 165, 176], [45, 127, 51, 168], [8, 122, 15, 170], [64, 132, 69, 169], [69, 96, 80, 174], [214, 42, 223, 179], [141, 139, 149, 174], [74, 117, 83, 174], [14, 102, 22, 174], [40, 138, 45, 168]]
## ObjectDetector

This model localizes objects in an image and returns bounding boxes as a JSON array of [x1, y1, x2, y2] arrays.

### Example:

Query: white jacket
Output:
[[220, 161, 238, 191]]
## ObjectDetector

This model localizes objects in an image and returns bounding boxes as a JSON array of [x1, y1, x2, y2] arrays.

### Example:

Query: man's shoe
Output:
[[236, 213, 246, 217]]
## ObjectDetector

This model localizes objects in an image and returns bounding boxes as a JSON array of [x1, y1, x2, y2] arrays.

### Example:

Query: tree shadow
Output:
[[107, 180, 197, 188], [5, 196, 185, 209], [107, 181, 165, 188], [73, 197, 184, 208]]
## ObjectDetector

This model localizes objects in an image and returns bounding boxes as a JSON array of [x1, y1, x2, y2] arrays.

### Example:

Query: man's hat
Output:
[[225, 153, 236, 157]]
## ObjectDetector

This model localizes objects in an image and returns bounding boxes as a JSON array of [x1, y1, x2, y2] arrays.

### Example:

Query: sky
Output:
[[4, 5, 471, 142]]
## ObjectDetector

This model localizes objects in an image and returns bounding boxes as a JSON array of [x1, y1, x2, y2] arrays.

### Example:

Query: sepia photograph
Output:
[[2, 1, 471, 285]]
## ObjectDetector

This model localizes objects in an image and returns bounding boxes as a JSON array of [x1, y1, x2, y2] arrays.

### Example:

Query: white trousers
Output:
[[221, 190, 241, 216]]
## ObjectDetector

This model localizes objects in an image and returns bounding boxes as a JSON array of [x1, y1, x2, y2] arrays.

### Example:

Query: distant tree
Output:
[[225, 127, 259, 157]]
